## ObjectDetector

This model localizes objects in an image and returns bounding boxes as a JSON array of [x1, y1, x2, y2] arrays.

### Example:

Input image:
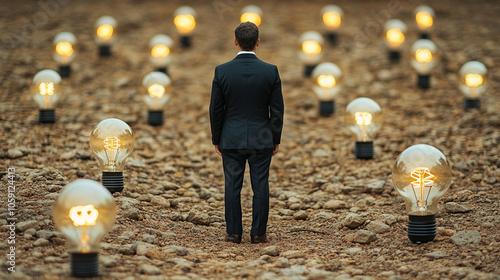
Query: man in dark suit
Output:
[[209, 22, 284, 244]]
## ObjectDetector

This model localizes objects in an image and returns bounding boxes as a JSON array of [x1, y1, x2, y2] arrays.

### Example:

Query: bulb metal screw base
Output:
[[420, 33, 429, 39], [417, 74, 430, 89], [355, 141, 374, 159], [99, 45, 111, 57], [180, 36, 191, 48], [319, 101, 334, 116], [304, 64, 317, 77], [148, 110, 164, 126], [465, 98, 480, 109], [102, 172, 124, 193], [39, 109, 55, 123], [71, 252, 99, 277], [408, 214, 436, 244], [156, 67, 168, 75], [388, 50, 400, 63], [326, 32, 338, 45], [58, 65, 71, 77]]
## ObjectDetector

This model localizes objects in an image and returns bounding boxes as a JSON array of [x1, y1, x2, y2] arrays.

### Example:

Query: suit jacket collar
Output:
[[235, 53, 258, 59]]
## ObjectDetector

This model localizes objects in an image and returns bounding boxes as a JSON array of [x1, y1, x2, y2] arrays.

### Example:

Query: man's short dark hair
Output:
[[235, 22, 259, 51]]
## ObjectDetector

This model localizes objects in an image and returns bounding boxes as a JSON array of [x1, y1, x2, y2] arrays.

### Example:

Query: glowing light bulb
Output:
[[311, 62, 343, 115], [241, 5, 263, 26], [53, 32, 77, 77], [414, 6, 434, 38], [53, 179, 116, 277], [321, 5, 343, 44], [149, 34, 174, 74], [174, 6, 196, 48], [31, 70, 62, 123], [458, 61, 488, 109], [89, 118, 135, 193], [384, 19, 406, 62], [299, 31, 324, 77], [95, 16, 117, 56], [344, 98, 383, 159], [410, 39, 438, 88], [392, 144, 452, 243], [142, 71, 172, 126]]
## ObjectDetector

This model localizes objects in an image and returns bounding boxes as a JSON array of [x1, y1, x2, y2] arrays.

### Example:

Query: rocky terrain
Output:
[[1, 0, 499, 279]]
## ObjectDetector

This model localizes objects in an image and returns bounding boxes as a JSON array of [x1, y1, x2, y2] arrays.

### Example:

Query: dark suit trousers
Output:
[[221, 149, 273, 236]]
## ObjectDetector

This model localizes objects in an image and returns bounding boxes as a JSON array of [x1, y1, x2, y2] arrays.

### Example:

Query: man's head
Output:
[[234, 22, 259, 51]]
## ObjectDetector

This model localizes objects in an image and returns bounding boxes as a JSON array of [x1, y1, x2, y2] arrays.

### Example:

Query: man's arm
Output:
[[269, 66, 284, 146], [209, 68, 225, 148]]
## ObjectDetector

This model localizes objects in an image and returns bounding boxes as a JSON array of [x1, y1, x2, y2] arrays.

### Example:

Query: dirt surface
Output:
[[1, 0, 500, 279]]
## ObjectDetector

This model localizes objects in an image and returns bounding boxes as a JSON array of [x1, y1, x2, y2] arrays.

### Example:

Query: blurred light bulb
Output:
[[311, 62, 343, 116], [53, 179, 116, 277], [241, 5, 263, 26], [142, 71, 172, 126], [149, 34, 174, 74], [89, 118, 135, 193], [459, 61, 488, 109], [31, 70, 62, 123], [410, 39, 438, 88], [299, 31, 324, 77], [344, 98, 383, 159], [414, 6, 434, 38], [53, 32, 77, 77], [174, 6, 196, 48], [321, 5, 343, 44], [95, 16, 117, 56], [384, 19, 406, 62], [392, 144, 452, 243]]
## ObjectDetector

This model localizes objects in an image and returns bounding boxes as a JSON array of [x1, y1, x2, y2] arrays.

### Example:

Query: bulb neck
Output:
[[319, 100, 334, 116], [388, 50, 400, 63], [408, 214, 436, 244], [39, 109, 55, 124], [303, 64, 317, 77], [464, 98, 480, 110], [148, 110, 164, 126], [99, 45, 111, 57], [180, 36, 192, 48], [58, 65, 71, 78], [326, 32, 338, 45], [417, 74, 430, 89], [355, 141, 374, 159], [155, 67, 168, 75], [71, 252, 99, 277], [102, 171, 124, 193]]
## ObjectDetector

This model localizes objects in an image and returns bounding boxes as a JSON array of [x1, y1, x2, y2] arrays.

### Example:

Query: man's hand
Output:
[[272, 144, 279, 157], [215, 145, 222, 156]]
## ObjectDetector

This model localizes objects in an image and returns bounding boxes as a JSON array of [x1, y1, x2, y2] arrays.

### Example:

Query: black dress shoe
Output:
[[250, 234, 268, 244], [226, 234, 242, 244]]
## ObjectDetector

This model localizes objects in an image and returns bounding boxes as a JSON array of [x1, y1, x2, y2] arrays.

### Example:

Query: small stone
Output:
[[139, 264, 161, 275], [100, 255, 118, 267], [8, 149, 23, 159], [470, 174, 482, 182], [293, 211, 308, 220], [312, 149, 330, 157], [35, 230, 58, 240], [346, 248, 363, 255], [114, 77, 130, 88], [343, 213, 365, 229], [366, 221, 390, 234], [33, 238, 50, 246], [123, 209, 141, 220], [186, 210, 211, 226], [60, 151, 75, 160], [150, 196, 170, 208], [450, 230, 481, 245], [142, 234, 155, 244], [274, 257, 289, 268], [323, 199, 348, 210], [17, 220, 40, 232], [381, 214, 398, 225], [165, 245, 189, 256], [353, 230, 376, 244], [308, 268, 334, 280], [424, 251, 448, 259], [445, 202, 470, 213], [377, 69, 392, 81], [281, 250, 305, 259], [260, 246, 280, 257], [135, 242, 156, 256], [76, 170, 86, 177]]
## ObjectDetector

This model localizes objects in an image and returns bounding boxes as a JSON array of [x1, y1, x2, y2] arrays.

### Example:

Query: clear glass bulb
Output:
[[149, 34, 173, 68], [241, 5, 262, 26], [344, 97, 383, 142], [459, 61, 488, 99], [89, 118, 135, 172], [410, 39, 438, 74], [143, 72, 172, 110], [31, 70, 62, 110], [414, 6, 434, 32], [95, 16, 117, 46], [299, 31, 324, 65], [53, 32, 77, 66], [321, 5, 343, 31], [174, 6, 196, 35], [384, 19, 406, 50], [392, 144, 452, 215], [53, 179, 116, 253], [311, 62, 343, 101]]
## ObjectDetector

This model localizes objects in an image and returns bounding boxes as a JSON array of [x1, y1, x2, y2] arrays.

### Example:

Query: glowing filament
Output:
[[151, 44, 170, 58], [97, 24, 113, 40], [241, 12, 261, 26], [317, 75, 336, 89], [465, 73, 483, 88], [323, 12, 341, 28], [104, 137, 120, 150], [355, 112, 372, 126], [416, 11, 433, 30], [39, 82, 54, 96], [55, 42, 74, 56], [410, 168, 435, 212], [69, 205, 99, 226], [302, 41, 321, 55], [415, 49, 432, 63], [148, 84, 165, 98], [174, 15, 196, 34], [386, 28, 405, 46]]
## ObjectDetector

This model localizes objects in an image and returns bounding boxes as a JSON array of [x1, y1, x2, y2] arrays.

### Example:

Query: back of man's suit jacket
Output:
[[210, 53, 284, 150]]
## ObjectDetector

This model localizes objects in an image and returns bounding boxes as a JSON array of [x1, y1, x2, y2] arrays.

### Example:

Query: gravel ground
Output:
[[1, 0, 499, 279]]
